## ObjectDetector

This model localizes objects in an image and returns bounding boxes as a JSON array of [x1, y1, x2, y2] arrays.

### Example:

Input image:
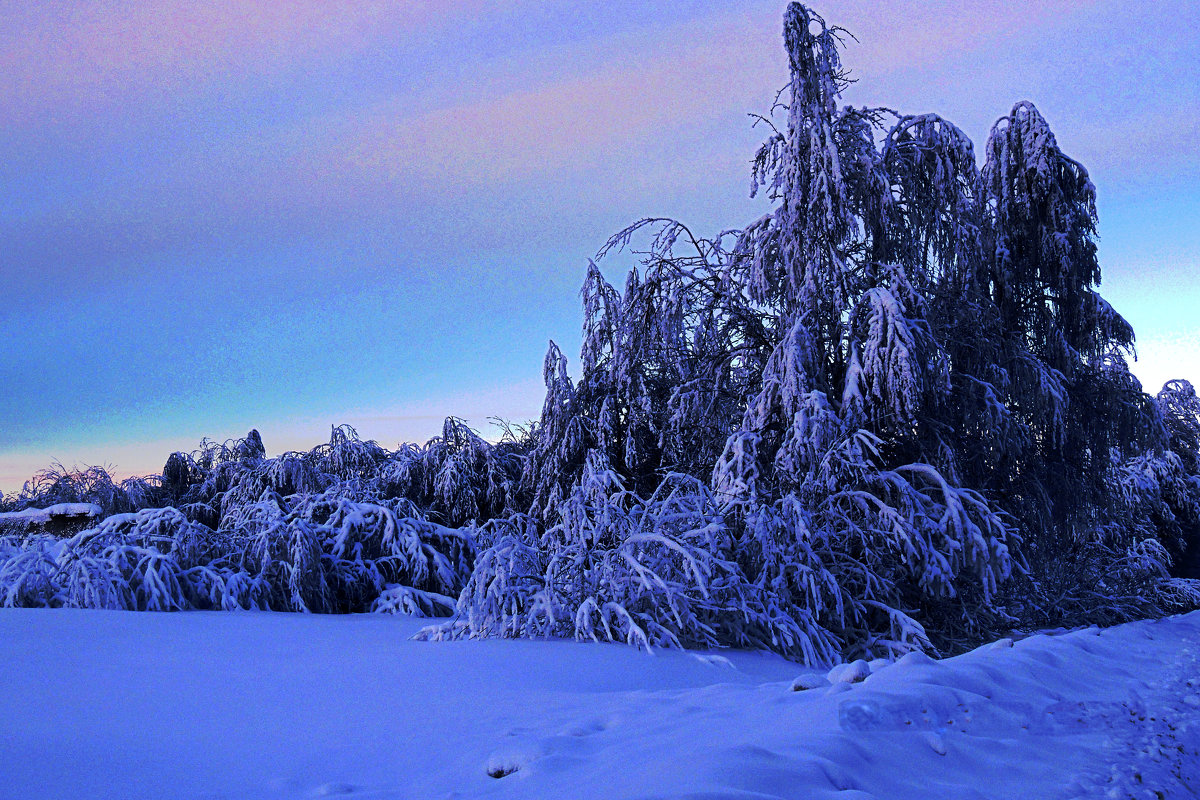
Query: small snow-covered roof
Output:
[[0, 503, 104, 525]]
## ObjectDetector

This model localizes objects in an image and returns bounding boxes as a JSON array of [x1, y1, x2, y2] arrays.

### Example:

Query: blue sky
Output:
[[2, 0, 1198, 492]]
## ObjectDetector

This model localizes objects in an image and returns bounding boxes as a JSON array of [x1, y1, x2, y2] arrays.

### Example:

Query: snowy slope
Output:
[[1, 610, 1198, 800]]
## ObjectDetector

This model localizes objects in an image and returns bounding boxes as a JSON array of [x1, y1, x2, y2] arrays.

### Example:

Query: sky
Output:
[[2, 0, 1198, 494]]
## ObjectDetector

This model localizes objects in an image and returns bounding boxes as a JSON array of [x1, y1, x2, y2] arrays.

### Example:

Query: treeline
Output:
[[3, 3, 1199, 662]]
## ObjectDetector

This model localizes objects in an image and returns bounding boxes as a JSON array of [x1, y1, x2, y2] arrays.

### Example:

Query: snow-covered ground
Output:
[[2, 610, 1199, 800]]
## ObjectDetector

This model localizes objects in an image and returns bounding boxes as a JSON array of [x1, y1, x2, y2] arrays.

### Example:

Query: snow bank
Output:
[[1, 610, 1198, 799]]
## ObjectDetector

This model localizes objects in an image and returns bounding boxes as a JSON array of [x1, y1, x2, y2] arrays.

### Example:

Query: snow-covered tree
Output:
[[1, 2, 1196, 663], [1157, 380, 1200, 476]]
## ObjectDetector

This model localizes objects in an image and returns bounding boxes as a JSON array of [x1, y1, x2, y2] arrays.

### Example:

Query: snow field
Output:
[[2, 609, 1200, 799]]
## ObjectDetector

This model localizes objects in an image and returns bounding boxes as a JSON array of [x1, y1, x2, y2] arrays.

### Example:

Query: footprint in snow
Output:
[[486, 739, 551, 779], [560, 717, 611, 737], [689, 653, 737, 669]]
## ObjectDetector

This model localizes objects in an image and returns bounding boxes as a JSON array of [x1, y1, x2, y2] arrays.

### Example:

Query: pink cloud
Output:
[[4, 0, 1122, 256], [321, 1, 1103, 191], [1064, 104, 1200, 183], [314, 9, 779, 190], [0, 0, 522, 127], [837, 1, 1095, 74]]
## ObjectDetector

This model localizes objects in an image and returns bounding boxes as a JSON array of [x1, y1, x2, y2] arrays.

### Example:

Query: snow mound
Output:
[[827, 658, 872, 684]]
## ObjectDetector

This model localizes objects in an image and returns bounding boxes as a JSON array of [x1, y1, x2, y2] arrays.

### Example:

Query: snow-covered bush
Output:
[[0, 433, 487, 617], [300, 488, 473, 612], [425, 436, 1008, 662], [1158, 380, 1200, 475], [0, 535, 60, 608], [52, 508, 210, 611], [424, 454, 824, 657], [306, 425, 388, 483]]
